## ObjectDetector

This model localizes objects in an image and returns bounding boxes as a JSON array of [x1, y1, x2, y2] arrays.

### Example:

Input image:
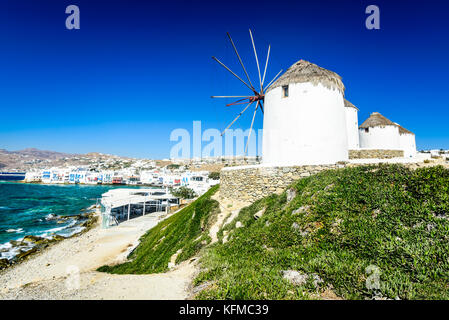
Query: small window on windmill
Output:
[[365, 128, 369, 133], [282, 85, 289, 98]]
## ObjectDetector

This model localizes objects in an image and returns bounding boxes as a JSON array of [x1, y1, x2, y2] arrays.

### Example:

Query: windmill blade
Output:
[[264, 69, 283, 91], [261, 45, 271, 89], [211, 96, 251, 98], [221, 102, 253, 136], [249, 29, 262, 91], [227, 32, 255, 91], [245, 101, 259, 155], [226, 97, 251, 107], [259, 99, 264, 114], [212, 56, 257, 94], [226, 101, 251, 107]]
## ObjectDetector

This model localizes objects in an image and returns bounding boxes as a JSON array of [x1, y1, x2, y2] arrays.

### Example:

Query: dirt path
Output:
[[0, 212, 196, 300], [209, 191, 248, 244]]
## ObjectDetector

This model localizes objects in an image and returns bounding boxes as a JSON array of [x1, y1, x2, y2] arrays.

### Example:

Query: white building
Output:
[[359, 112, 401, 150], [395, 123, 417, 158], [263, 60, 348, 166], [344, 99, 360, 150], [24, 171, 41, 182]]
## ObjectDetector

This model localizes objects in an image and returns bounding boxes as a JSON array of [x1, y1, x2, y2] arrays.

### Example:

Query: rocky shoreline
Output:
[[0, 210, 195, 300], [0, 205, 99, 270]]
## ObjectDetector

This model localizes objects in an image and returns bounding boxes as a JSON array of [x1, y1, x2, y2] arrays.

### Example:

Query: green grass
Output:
[[98, 184, 220, 274], [194, 165, 449, 300]]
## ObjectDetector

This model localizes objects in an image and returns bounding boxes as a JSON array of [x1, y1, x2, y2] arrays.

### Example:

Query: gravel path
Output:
[[0, 212, 196, 300]]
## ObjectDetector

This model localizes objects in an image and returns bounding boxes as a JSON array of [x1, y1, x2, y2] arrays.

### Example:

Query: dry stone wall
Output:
[[220, 164, 345, 203], [349, 149, 404, 159], [219, 160, 441, 203]]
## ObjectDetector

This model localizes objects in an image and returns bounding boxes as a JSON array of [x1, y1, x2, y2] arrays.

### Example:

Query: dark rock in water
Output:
[[59, 215, 78, 220], [80, 215, 98, 230], [0, 258, 10, 269], [9, 240, 22, 246], [52, 234, 67, 241], [22, 235, 47, 245], [15, 247, 38, 261]]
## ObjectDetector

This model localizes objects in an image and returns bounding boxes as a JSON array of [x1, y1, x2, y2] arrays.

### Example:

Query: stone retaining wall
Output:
[[219, 159, 439, 203], [220, 164, 346, 203], [349, 149, 404, 159]]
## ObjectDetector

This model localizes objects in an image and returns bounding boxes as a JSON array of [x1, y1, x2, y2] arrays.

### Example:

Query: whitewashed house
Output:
[[395, 123, 417, 158], [263, 60, 348, 166], [24, 171, 42, 182], [344, 99, 360, 150], [359, 112, 401, 150]]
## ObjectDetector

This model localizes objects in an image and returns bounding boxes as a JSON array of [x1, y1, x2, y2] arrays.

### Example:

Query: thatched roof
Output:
[[359, 112, 397, 129], [266, 60, 345, 94], [344, 99, 359, 111], [394, 122, 414, 135]]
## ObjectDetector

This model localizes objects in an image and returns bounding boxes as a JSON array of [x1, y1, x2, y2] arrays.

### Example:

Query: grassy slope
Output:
[[195, 165, 449, 300], [98, 185, 220, 274]]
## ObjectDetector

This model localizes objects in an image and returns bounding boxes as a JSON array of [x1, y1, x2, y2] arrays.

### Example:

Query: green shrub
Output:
[[170, 186, 197, 199], [208, 172, 220, 180]]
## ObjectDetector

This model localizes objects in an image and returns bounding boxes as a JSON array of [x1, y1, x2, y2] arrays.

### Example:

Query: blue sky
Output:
[[0, 0, 448, 158]]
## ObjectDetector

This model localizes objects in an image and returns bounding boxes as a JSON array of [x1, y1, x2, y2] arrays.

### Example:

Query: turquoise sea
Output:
[[0, 182, 143, 260]]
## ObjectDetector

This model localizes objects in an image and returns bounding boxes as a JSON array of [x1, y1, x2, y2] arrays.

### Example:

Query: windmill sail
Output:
[[212, 30, 276, 156]]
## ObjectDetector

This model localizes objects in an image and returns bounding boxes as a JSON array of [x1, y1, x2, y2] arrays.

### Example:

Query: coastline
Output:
[[0, 207, 197, 300], [0, 205, 99, 270], [0, 182, 163, 267], [11, 180, 163, 188]]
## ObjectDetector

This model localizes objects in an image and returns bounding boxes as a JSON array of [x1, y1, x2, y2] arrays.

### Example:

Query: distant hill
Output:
[[0, 147, 154, 172], [0, 148, 74, 171], [5, 148, 73, 159]]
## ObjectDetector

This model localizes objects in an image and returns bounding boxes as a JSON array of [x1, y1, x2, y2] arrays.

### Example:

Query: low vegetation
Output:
[[208, 172, 220, 180], [98, 185, 219, 274], [194, 165, 449, 300], [170, 186, 197, 199]]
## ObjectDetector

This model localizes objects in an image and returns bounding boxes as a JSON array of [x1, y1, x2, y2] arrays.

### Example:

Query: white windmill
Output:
[[213, 31, 350, 166]]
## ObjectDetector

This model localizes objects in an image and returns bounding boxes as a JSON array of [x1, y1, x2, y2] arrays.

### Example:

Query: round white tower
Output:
[[344, 99, 360, 150], [359, 112, 400, 150], [396, 123, 417, 158], [262, 60, 348, 166]]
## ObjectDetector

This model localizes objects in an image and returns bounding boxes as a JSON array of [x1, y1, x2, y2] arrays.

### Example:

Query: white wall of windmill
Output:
[[358, 125, 401, 150], [398, 132, 417, 158], [262, 82, 349, 166], [344, 106, 360, 150]]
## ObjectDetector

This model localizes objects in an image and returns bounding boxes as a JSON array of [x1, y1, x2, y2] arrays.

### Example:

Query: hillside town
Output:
[[0, 148, 264, 196]]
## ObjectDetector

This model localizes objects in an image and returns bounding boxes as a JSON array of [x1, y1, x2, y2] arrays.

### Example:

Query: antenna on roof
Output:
[[211, 29, 282, 156]]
